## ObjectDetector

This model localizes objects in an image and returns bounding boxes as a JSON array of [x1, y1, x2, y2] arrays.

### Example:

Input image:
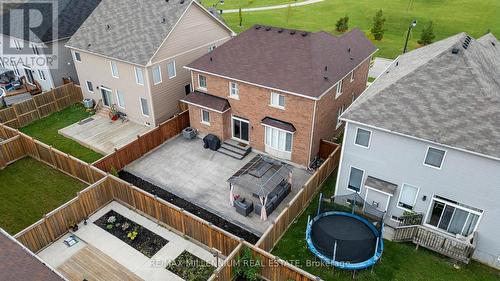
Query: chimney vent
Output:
[[452, 48, 460, 54]]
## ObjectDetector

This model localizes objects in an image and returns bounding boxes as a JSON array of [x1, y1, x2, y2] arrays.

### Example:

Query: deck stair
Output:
[[218, 139, 252, 160]]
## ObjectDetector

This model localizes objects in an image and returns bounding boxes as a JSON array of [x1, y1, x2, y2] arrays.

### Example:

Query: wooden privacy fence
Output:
[[0, 83, 83, 128], [319, 139, 338, 160], [93, 110, 190, 172], [0, 123, 106, 184], [209, 241, 320, 281], [15, 178, 113, 253], [256, 142, 342, 252]]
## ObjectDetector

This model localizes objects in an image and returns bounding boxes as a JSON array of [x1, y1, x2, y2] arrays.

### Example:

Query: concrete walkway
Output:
[[369, 57, 394, 78], [222, 0, 324, 13]]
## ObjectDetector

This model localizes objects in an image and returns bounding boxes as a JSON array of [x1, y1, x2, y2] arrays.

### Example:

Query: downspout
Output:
[[143, 66, 157, 127], [333, 121, 349, 197], [307, 100, 317, 168]]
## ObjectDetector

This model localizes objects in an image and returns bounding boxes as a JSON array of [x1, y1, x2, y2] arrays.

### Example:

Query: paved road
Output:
[[221, 0, 324, 13], [369, 57, 394, 78]]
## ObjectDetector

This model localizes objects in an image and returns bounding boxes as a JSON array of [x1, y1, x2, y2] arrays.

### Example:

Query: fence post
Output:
[[51, 90, 60, 111]]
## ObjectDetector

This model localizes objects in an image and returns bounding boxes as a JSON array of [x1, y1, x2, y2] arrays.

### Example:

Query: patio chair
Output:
[[254, 197, 274, 217], [234, 198, 253, 217]]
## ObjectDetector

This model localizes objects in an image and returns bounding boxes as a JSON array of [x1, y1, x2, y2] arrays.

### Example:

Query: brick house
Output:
[[183, 26, 376, 167]]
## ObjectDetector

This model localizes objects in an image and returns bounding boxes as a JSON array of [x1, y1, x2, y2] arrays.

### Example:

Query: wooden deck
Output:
[[57, 245, 143, 281], [59, 114, 151, 155]]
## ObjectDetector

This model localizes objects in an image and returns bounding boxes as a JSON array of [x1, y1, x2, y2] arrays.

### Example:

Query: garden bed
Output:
[[166, 251, 215, 281], [94, 210, 168, 258]]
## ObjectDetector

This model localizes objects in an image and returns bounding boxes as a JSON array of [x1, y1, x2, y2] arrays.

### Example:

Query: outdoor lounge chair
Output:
[[234, 198, 254, 217], [254, 197, 274, 217]]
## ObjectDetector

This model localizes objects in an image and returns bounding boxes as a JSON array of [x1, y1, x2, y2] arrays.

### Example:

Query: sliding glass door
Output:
[[426, 197, 481, 236]]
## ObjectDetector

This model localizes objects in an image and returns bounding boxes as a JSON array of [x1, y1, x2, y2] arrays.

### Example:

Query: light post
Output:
[[403, 19, 417, 53]]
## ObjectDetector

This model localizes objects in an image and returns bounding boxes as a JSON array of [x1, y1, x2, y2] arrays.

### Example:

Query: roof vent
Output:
[[452, 47, 460, 54], [106, 24, 110, 30], [87, 43, 91, 47], [255, 25, 261, 30], [396, 61, 399, 66], [290, 30, 296, 35], [180, 0, 185, 4], [301, 32, 308, 37], [347, 47, 351, 53], [265, 27, 271, 31], [324, 66, 328, 72], [209, 56, 213, 62], [492, 41, 496, 47], [277, 28, 284, 33], [462, 42, 469, 49], [162, 17, 166, 23]]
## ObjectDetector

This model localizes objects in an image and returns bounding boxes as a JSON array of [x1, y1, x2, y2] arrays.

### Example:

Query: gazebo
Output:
[[228, 155, 292, 221]]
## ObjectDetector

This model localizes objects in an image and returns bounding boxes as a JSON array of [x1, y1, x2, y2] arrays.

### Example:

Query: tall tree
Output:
[[418, 21, 436, 45], [371, 9, 386, 41]]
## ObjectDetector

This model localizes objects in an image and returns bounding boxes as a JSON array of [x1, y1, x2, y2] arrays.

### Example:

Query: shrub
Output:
[[371, 9, 386, 41], [335, 15, 349, 32], [418, 21, 436, 45]]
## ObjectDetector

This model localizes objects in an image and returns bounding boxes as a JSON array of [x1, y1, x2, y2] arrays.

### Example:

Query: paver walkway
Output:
[[222, 0, 324, 13]]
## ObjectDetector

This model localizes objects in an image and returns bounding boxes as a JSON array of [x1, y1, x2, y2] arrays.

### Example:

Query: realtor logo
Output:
[[1, 1, 58, 68]]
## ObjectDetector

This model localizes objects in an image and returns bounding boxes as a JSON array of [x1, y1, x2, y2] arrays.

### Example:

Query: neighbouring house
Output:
[[0, 0, 101, 91], [182, 25, 376, 167], [66, 0, 234, 127], [335, 32, 500, 268]]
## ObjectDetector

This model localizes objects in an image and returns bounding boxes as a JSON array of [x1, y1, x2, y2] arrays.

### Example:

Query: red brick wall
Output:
[[311, 57, 371, 159], [188, 105, 229, 140], [191, 71, 316, 166]]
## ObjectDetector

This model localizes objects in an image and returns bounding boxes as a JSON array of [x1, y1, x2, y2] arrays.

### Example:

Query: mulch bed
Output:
[[119, 171, 259, 244], [94, 210, 168, 258], [166, 251, 215, 281]]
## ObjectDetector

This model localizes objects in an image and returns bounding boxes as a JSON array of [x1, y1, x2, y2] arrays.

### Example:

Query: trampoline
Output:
[[306, 193, 384, 270]]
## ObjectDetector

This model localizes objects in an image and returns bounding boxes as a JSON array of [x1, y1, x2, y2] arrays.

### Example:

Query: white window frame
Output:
[[198, 74, 207, 90], [74, 52, 81, 62], [167, 60, 176, 79], [423, 196, 483, 237], [336, 105, 345, 129], [37, 69, 46, 81], [229, 82, 239, 99], [335, 80, 343, 99], [347, 166, 364, 193], [423, 146, 447, 170], [350, 70, 354, 82], [134, 67, 144, 85], [152, 65, 162, 85], [201, 109, 210, 125], [208, 45, 217, 52], [354, 127, 371, 148], [397, 183, 419, 211], [140, 97, 150, 117], [85, 81, 94, 93], [270, 92, 285, 109], [110, 61, 119, 78], [116, 90, 125, 109], [264, 125, 294, 153]]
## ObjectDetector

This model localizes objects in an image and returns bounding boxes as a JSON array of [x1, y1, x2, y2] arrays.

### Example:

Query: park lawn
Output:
[[202, 0, 304, 10], [0, 158, 87, 234], [220, 0, 500, 58], [271, 175, 500, 281], [20, 104, 103, 163]]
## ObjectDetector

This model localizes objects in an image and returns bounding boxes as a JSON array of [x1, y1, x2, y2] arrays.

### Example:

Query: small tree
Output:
[[418, 21, 435, 45], [238, 8, 243, 27], [285, 4, 292, 24], [371, 9, 386, 41], [335, 15, 349, 32]]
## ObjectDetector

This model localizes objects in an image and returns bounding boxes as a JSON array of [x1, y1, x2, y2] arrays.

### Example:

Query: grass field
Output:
[[271, 176, 500, 281], [217, 0, 500, 58], [0, 158, 87, 234], [20, 104, 103, 163], [202, 0, 305, 10]]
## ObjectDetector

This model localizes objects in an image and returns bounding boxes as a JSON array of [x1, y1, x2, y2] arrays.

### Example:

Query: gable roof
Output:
[[342, 33, 500, 160], [1, 0, 101, 43], [187, 25, 377, 99], [66, 0, 232, 66], [0, 229, 64, 281]]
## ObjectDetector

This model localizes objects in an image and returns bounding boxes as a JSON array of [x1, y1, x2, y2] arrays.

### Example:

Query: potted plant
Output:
[[233, 246, 262, 281], [69, 222, 79, 232]]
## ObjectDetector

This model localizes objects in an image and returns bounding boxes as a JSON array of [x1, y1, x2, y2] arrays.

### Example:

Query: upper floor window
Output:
[[335, 80, 343, 98], [229, 82, 239, 98], [348, 167, 364, 192], [350, 70, 354, 82], [398, 184, 419, 210], [336, 105, 344, 129], [198, 74, 207, 90], [135, 67, 144, 85], [74, 52, 81, 62], [37, 69, 46, 80], [270, 92, 285, 109], [152, 65, 162, 85], [424, 147, 446, 169], [355, 128, 371, 148], [167, 60, 176, 79], [110, 61, 119, 78]]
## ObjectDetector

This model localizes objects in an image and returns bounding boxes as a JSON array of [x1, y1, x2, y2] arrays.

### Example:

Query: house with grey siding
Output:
[[0, 0, 101, 91], [66, 0, 234, 126], [335, 32, 500, 268]]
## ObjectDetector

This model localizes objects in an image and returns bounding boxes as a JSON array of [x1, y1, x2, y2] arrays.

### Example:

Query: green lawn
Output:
[[202, 0, 304, 10], [271, 176, 500, 281], [218, 0, 500, 58], [0, 158, 87, 234], [20, 104, 103, 163]]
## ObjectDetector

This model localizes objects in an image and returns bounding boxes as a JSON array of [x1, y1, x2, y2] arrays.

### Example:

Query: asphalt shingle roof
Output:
[[1, 0, 101, 43], [66, 0, 193, 66], [342, 33, 500, 159], [187, 25, 376, 99]]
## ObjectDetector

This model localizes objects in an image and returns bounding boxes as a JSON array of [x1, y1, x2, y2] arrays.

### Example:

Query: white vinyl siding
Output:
[[140, 98, 150, 116], [398, 184, 419, 210], [167, 61, 176, 79], [270, 92, 285, 108], [265, 126, 292, 152], [116, 90, 125, 108], [135, 67, 144, 85], [110, 61, 119, 78], [152, 66, 162, 85]]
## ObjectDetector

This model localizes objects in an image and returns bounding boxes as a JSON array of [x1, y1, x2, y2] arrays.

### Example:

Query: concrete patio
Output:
[[59, 114, 151, 155], [124, 136, 312, 236], [38, 201, 221, 281]]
